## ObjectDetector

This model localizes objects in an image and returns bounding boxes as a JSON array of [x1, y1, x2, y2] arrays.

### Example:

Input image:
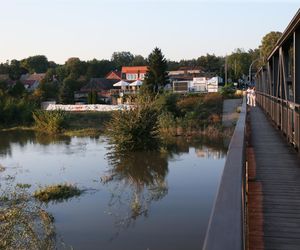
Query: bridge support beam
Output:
[[294, 28, 300, 104]]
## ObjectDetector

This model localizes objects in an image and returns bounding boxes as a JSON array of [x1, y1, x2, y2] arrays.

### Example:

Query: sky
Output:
[[0, 0, 299, 64]]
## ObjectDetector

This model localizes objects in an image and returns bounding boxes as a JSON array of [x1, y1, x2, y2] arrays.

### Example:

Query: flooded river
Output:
[[0, 130, 227, 250]]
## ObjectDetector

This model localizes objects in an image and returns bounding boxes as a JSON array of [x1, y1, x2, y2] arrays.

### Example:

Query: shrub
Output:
[[106, 102, 160, 152], [32, 110, 69, 133], [220, 84, 236, 98], [176, 95, 202, 114], [34, 184, 82, 202], [0, 97, 36, 126]]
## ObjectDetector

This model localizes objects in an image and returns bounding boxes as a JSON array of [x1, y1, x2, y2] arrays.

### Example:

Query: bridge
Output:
[[203, 9, 300, 250]]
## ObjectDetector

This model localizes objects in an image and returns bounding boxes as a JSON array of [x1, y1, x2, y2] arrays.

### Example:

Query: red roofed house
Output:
[[20, 73, 46, 91], [105, 70, 122, 80], [121, 66, 148, 81]]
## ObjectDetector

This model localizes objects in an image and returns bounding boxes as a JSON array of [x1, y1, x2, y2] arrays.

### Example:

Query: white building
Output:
[[173, 76, 223, 93]]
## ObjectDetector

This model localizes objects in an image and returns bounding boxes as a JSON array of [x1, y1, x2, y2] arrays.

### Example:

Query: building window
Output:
[[126, 74, 138, 80]]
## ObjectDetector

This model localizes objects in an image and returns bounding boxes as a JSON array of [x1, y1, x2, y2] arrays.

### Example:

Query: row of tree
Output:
[[0, 31, 282, 83], [0, 31, 283, 104]]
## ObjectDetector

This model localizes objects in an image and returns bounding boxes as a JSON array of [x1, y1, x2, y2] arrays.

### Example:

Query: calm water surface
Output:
[[0, 131, 227, 250]]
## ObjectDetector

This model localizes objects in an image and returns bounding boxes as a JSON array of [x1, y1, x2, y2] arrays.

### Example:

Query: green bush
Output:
[[0, 97, 36, 126], [220, 84, 236, 98], [32, 110, 69, 133], [106, 103, 160, 152]]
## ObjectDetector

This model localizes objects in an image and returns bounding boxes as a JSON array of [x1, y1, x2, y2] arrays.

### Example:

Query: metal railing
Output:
[[256, 92, 300, 148], [203, 97, 247, 250]]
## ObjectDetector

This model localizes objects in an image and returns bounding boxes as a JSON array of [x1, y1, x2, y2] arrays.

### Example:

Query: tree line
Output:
[[0, 31, 282, 104]]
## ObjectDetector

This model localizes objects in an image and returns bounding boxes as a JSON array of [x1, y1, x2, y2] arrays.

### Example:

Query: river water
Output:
[[0, 130, 227, 250]]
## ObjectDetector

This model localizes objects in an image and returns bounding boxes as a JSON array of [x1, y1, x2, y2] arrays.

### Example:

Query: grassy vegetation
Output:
[[34, 184, 82, 202], [0, 183, 56, 249], [33, 109, 69, 133], [156, 93, 224, 137]]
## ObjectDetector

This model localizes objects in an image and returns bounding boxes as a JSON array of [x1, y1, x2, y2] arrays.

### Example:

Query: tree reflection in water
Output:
[[102, 136, 227, 237], [0, 130, 72, 157], [102, 151, 169, 233]]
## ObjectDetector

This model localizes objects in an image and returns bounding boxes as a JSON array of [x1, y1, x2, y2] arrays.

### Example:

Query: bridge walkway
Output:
[[248, 106, 300, 250]]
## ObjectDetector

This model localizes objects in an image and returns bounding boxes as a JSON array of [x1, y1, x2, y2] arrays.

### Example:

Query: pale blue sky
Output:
[[0, 0, 299, 64]]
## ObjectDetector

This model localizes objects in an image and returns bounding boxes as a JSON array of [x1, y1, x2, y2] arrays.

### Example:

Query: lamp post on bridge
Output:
[[248, 58, 260, 85]]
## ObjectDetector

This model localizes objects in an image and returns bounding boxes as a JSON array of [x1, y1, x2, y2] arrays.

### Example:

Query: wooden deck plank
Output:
[[248, 106, 300, 250]]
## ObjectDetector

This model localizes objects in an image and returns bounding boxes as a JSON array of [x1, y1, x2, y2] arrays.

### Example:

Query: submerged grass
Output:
[[0, 182, 56, 249], [34, 184, 82, 202]]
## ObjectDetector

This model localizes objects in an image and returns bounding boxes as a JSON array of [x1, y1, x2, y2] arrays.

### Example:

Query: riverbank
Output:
[[1, 93, 241, 139], [0, 111, 113, 137]]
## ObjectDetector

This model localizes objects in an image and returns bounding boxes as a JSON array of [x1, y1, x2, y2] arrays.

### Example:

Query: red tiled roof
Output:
[[121, 66, 148, 74], [106, 70, 122, 80], [26, 73, 46, 81]]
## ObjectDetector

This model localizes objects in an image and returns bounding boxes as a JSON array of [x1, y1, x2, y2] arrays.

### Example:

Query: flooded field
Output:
[[0, 131, 227, 250]]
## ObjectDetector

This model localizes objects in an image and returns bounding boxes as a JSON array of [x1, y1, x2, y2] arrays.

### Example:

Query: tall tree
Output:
[[59, 77, 84, 104], [131, 55, 147, 66], [227, 48, 252, 81], [9, 81, 25, 98], [259, 31, 282, 63], [111, 51, 134, 69], [86, 59, 115, 79], [21, 55, 49, 73], [8, 60, 28, 80], [197, 54, 224, 75], [142, 47, 168, 95], [65, 57, 87, 79]]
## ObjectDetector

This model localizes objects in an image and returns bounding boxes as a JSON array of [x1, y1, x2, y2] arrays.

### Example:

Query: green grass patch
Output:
[[34, 184, 82, 202], [67, 111, 112, 130], [63, 128, 101, 137]]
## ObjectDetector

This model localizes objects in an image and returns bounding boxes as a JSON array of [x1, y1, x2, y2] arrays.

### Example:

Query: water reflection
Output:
[[0, 130, 72, 157], [102, 137, 227, 237], [103, 151, 169, 233], [0, 130, 228, 249], [162, 136, 227, 159]]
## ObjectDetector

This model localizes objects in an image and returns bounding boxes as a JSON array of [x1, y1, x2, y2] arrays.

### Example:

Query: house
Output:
[[172, 76, 223, 93], [106, 70, 122, 80], [23, 80, 39, 92], [168, 67, 204, 81], [206, 76, 223, 93], [121, 66, 148, 81], [74, 78, 119, 103], [192, 77, 208, 92], [20, 72, 46, 91]]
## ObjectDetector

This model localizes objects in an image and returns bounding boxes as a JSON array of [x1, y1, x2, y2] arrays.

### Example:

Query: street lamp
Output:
[[248, 58, 260, 85]]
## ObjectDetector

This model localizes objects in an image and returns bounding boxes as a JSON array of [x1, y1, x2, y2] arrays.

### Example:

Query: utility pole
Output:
[[225, 55, 228, 85]]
